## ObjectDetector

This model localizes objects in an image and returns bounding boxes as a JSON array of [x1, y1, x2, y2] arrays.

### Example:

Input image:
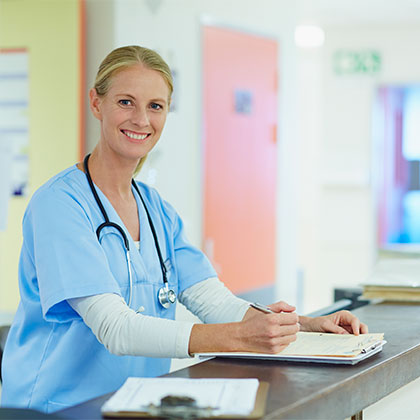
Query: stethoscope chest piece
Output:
[[158, 284, 177, 309]]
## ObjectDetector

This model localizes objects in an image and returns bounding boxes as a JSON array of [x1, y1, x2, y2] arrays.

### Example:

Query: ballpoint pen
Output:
[[250, 302, 301, 328], [249, 302, 275, 314]]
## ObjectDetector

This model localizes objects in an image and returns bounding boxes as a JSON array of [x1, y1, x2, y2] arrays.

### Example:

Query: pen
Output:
[[250, 302, 275, 314], [250, 303, 301, 328]]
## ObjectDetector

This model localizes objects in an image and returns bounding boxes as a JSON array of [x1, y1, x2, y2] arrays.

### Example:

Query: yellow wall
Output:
[[0, 0, 82, 311]]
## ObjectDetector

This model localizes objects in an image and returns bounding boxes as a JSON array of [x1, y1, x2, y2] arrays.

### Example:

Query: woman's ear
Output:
[[89, 88, 102, 120]]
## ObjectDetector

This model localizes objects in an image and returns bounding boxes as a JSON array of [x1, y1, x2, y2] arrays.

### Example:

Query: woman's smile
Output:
[[121, 129, 150, 141]]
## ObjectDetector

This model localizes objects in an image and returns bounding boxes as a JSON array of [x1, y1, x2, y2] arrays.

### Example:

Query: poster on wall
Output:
[[0, 139, 11, 230], [0, 48, 29, 198]]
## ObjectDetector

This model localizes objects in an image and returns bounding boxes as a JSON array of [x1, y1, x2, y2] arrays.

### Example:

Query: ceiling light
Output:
[[295, 25, 325, 48]]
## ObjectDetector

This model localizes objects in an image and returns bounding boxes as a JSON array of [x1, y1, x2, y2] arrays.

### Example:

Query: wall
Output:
[[85, 0, 115, 154], [0, 0, 82, 311], [5, 0, 420, 316], [300, 24, 420, 312], [92, 1, 420, 314]]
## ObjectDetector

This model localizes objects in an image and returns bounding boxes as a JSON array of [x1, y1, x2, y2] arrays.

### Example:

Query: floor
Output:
[[363, 376, 420, 420]]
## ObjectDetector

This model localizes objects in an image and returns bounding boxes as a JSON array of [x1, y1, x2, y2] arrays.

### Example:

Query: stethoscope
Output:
[[83, 154, 176, 309]]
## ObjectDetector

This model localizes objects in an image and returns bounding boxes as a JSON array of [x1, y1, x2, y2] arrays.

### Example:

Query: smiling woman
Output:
[[91, 45, 173, 176], [88, 64, 170, 182], [0, 45, 367, 414]]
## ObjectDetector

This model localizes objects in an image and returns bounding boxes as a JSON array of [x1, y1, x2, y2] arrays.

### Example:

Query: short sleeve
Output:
[[25, 186, 121, 322]]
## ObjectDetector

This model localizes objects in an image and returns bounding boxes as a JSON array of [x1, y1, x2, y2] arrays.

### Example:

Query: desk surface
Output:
[[58, 303, 420, 419]]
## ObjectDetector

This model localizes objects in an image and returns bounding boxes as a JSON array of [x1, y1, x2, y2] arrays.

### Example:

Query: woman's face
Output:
[[90, 64, 170, 164]]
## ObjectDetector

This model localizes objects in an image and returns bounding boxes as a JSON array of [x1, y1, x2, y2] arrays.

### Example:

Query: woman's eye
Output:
[[119, 99, 132, 106], [150, 102, 163, 111]]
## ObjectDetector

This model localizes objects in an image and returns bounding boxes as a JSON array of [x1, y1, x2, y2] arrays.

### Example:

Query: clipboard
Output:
[[198, 341, 385, 365], [101, 379, 269, 419], [197, 332, 386, 365]]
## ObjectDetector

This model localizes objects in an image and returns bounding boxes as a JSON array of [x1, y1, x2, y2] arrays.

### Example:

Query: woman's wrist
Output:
[[298, 315, 313, 332], [188, 322, 242, 355]]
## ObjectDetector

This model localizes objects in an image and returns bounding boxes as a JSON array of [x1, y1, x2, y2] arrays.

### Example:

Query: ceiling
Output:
[[298, 0, 420, 25]]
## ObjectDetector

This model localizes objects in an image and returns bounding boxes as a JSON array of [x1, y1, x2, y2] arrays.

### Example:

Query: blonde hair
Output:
[[94, 45, 173, 175]]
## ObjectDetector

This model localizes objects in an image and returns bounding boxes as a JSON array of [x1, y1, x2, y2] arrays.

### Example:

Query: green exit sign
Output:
[[333, 50, 381, 75]]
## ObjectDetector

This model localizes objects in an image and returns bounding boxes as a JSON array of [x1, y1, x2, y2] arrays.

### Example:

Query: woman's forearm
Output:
[[188, 309, 299, 355], [188, 322, 244, 354], [69, 293, 194, 358]]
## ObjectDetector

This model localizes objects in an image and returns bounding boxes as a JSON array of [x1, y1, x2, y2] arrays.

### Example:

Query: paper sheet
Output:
[[363, 259, 420, 287], [101, 377, 259, 416], [279, 332, 384, 357]]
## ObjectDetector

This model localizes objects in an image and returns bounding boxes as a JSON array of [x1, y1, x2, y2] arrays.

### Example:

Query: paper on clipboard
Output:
[[279, 332, 384, 357], [101, 377, 268, 418], [197, 332, 385, 365]]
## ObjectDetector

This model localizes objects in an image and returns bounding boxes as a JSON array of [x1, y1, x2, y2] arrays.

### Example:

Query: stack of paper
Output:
[[362, 258, 420, 301]]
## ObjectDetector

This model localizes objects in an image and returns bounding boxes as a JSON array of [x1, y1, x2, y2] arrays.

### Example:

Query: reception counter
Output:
[[58, 303, 420, 419]]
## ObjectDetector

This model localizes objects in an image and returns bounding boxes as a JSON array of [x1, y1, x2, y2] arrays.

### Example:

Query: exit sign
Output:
[[333, 50, 381, 75]]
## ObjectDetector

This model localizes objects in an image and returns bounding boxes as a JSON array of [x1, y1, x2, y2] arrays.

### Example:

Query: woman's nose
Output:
[[133, 107, 150, 126]]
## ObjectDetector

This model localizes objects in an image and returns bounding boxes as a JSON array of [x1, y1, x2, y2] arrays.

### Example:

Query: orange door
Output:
[[202, 25, 278, 294]]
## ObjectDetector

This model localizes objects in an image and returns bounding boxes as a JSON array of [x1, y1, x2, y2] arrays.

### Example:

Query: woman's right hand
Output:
[[188, 301, 299, 355], [238, 302, 299, 354]]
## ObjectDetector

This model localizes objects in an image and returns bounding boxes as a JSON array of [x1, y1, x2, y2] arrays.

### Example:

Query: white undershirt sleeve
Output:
[[178, 277, 250, 323], [68, 293, 194, 358], [68, 278, 250, 359]]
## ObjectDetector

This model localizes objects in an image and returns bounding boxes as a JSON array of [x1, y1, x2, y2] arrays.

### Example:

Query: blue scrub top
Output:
[[1, 165, 216, 413]]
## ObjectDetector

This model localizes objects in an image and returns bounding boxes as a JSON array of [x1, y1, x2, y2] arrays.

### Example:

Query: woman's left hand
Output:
[[299, 311, 368, 335]]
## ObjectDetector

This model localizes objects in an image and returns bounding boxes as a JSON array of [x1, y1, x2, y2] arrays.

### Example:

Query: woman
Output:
[[1, 46, 367, 413]]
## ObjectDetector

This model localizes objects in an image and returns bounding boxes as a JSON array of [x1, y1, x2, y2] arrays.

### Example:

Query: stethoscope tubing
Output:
[[83, 154, 175, 309], [131, 180, 168, 284]]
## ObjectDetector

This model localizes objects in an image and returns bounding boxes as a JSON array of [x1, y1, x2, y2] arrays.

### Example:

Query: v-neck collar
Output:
[[74, 165, 151, 260], [73, 165, 165, 284]]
